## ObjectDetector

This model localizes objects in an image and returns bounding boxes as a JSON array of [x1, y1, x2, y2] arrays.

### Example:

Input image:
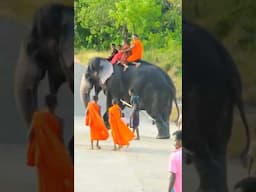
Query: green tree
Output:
[[109, 0, 162, 40], [75, 0, 120, 50]]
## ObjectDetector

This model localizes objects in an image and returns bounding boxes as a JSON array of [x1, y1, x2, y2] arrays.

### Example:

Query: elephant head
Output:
[[80, 57, 114, 108], [14, 4, 74, 126]]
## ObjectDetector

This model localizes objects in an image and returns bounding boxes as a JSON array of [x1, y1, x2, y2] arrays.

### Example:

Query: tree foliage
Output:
[[75, 0, 181, 50]]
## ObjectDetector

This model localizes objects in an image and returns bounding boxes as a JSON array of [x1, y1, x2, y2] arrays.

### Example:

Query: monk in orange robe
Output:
[[27, 94, 74, 192], [108, 99, 135, 150], [122, 34, 144, 69], [85, 95, 109, 149]]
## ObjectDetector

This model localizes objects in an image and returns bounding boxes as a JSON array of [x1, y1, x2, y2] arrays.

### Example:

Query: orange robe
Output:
[[127, 39, 144, 62], [108, 104, 135, 146], [27, 111, 74, 192], [85, 101, 109, 141]]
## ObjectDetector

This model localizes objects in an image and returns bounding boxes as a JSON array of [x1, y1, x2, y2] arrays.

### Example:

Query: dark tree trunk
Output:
[[122, 24, 128, 42]]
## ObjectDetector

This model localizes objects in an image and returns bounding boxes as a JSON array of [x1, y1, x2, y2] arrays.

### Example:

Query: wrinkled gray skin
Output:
[[14, 4, 74, 137], [183, 20, 251, 192], [80, 57, 180, 139]]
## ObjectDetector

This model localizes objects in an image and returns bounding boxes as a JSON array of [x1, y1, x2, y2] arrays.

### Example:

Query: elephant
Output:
[[183, 19, 252, 192], [80, 57, 180, 139], [14, 4, 74, 159], [234, 177, 256, 192]]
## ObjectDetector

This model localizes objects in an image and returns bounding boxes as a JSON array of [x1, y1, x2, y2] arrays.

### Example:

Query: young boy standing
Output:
[[85, 95, 109, 150], [168, 130, 182, 192], [129, 89, 140, 140]]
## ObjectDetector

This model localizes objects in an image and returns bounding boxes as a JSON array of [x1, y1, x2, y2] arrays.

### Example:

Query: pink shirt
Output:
[[168, 147, 182, 192], [111, 51, 122, 64]]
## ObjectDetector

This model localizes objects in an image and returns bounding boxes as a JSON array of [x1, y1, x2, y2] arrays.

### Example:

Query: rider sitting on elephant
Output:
[[111, 41, 131, 71], [107, 43, 118, 61], [121, 34, 144, 69], [110, 44, 123, 65]]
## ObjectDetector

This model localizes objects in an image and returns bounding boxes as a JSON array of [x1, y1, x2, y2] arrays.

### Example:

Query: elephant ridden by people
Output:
[[14, 4, 74, 161], [80, 57, 180, 139]]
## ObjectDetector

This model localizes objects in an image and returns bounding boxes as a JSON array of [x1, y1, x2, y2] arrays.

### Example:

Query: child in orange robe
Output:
[[108, 99, 135, 150], [85, 95, 109, 149]]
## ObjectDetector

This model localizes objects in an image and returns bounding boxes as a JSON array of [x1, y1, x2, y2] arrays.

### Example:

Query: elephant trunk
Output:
[[59, 14, 74, 94], [80, 72, 92, 108], [14, 45, 39, 127], [15, 88, 37, 126]]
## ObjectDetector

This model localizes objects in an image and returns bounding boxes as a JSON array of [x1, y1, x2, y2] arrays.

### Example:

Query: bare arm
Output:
[[168, 172, 176, 192], [122, 43, 135, 52], [130, 44, 135, 49]]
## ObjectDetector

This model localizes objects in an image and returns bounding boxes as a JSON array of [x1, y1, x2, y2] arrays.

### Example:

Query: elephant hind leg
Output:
[[153, 114, 170, 139], [148, 92, 170, 139]]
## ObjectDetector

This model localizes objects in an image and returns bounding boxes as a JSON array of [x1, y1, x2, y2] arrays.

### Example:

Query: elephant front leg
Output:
[[48, 70, 66, 95], [103, 91, 112, 129]]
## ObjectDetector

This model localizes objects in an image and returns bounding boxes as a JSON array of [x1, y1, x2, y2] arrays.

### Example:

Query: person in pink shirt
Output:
[[168, 130, 182, 192]]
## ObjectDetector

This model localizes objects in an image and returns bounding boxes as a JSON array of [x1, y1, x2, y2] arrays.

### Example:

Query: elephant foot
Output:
[[156, 135, 170, 139]]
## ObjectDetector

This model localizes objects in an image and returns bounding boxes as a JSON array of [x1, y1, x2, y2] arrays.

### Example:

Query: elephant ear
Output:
[[98, 59, 114, 85]]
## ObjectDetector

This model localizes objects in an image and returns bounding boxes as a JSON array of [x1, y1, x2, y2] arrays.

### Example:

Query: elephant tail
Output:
[[173, 95, 180, 125], [236, 91, 250, 163], [167, 85, 180, 125]]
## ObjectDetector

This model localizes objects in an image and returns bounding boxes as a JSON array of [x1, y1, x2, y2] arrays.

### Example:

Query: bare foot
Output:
[[135, 137, 140, 140], [96, 145, 101, 149], [123, 65, 128, 71], [135, 63, 141, 67]]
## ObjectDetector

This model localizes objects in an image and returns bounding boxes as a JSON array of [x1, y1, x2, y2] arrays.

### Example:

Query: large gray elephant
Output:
[[183, 20, 252, 192], [14, 4, 74, 158], [80, 57, 180, 139]]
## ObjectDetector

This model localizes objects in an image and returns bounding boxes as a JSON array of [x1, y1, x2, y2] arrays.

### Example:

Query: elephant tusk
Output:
[[120, 99, 132, 108]]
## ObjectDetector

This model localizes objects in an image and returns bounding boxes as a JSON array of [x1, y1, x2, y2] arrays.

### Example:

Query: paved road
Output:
[[75, 116, 178, 192]]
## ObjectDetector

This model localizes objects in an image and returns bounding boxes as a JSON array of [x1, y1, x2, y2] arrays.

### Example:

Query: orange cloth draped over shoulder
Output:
[[85, 101, 109, 141], [27, 111, 74, 192], [108, 104, 135, 146], [127, 38, 144, 62]]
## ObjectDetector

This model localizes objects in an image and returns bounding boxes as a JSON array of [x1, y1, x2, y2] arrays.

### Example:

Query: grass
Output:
[[75, 50, 108, 64]]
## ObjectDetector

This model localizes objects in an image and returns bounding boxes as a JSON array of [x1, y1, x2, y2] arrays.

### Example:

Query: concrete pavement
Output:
[[75, 116, 178, 192]]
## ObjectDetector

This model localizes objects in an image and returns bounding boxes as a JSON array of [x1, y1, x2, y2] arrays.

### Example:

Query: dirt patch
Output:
[[228, 111, 256, 157]]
